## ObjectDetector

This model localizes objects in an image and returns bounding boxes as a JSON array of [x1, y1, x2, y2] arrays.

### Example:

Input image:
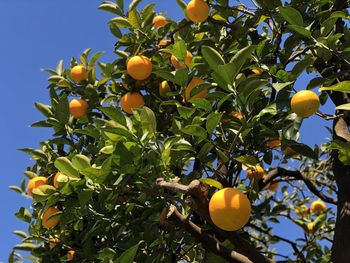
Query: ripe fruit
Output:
[[53, 172, 68, 188], [266, 138, 281, 149], [295, 205, 309, 217], [27, 177, 48, 196], [126, 56, 152, 80], [157, 39, 171, 49], [307, 222, 314, 234], [69, 99, 89, 118], [49, 236, 60, 249], [252, 69, 262, 75], [42, 207, 61, 229], [70, 65, 88, 83], [291, 90, 320, 118], [185, 77, 207, 101], [170, 50, 193, 69], [247, 166, 265, 180], [120, 92, 144, 114], [186, 0, 210, 23], [221, 111, 244, 123], [153, 15, 167, 29], [209, 188, 251, 231], [159, 81, 171, 97], [67, 250, 76, 261], [311, 200, 326, 213]]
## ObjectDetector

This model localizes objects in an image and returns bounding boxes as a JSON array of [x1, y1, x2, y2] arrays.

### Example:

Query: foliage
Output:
[[10, 0, 350, 262]]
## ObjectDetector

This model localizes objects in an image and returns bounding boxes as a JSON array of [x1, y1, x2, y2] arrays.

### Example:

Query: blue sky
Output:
[[0, 0, 335, 261]]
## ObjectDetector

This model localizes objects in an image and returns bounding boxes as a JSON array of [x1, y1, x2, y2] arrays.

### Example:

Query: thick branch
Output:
[[261, 168, 337, 205], [155, 178, 271, 263], [166, 205, 253, 263]]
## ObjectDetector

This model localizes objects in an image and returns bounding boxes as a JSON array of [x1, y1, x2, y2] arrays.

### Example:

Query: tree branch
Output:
[[165, 205, 253, 263], [155, 178, 272, 263], [261, 168, 337, 205]]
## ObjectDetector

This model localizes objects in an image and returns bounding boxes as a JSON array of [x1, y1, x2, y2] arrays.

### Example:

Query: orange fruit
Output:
[[310, 200, 326, 213], [53, 172, 68, 188], [251, 69, 262, 75], [67, 250, 76, 261], [295, 205, 309, 217], [127, 56, 152, 80], [221, 111, 244, 123], [185, 77, 207, 101], [247, 166, 265, 180], [27, 177, 47, 196], [69, 99, 89, 118], [49, 236, 60, 249], [186, 0, 210, 23], [157, 39, 172, 49], [266, 138, 281, 149], [70, 65, 88, 83], [120, 92, 144, 114], [307, 222, 314, 234], [42, 207, 61, 229], [153, 15, 167, 29], [209, 188, 251, 231], [291, 90, 320, 118], [170, 50, 193, 69], [159, 81, 171, 97]]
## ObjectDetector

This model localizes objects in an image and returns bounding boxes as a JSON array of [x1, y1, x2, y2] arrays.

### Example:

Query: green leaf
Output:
[[54, 157, 80, 178], [206, 112, 223, 134], [255, 103, 277, 119], [336, 103, 350, 110], [286, 25, 311, 38], [128, 0, 141, 11], [182, 125, 207, 139], [190, 99, 212, 112], [14, 243, 37, 251], [176, 0, 187, 11], [168, 40, 187, 62], [174, 68, 188, 87], [234, 155, 258, 166], [228, 46, 256, 79], [201, 45, 225, 69], [272, 82, 293, 92], [288, 141, 318, 160], [15, 207, 32, 223], [329, 140, 350, 165], [319, 81, 350, 93], [128, 8, 142, 29], [35, 102, 53, 117], [110, 17, 132, 28], [140, 107, 157, 135], [116, 241, 143, 263], [13, 230, 28, 239], [55, 93, 69, 124], [98, 1, 124, 16], [99, 107, 127, 126], [199, 178, 223, 190], [72, 154, 91, 171], [177, 106, 196, 120], [81, 157, 112, 184], [278, 6, 303, 26]]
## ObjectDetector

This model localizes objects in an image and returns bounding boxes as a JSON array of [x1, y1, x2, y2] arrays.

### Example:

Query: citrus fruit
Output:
[[69, 99, 88, 118], [311, 200, 326, 213], [120, 92, 144, 114], [170, 50, 192, 69], [247, 166, 265, 180], [27, 176, 47, 196], [209, 188, 251, 231], [186, 0, 210, 23], [42, 207, 61, 229], [153, 15, 167, 29], [70, 65, 88, 83], [185, 77, 207, 101], [291, 90, 320, 118], [159, 80, 171, 97], [127, 56, 152, 80]]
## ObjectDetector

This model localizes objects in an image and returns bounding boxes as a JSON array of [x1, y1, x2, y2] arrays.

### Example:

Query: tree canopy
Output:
[[10, 0, 350, 262]]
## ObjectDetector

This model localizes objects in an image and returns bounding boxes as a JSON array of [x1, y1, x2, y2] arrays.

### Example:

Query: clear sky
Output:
[[0, 0, 335, 262]]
